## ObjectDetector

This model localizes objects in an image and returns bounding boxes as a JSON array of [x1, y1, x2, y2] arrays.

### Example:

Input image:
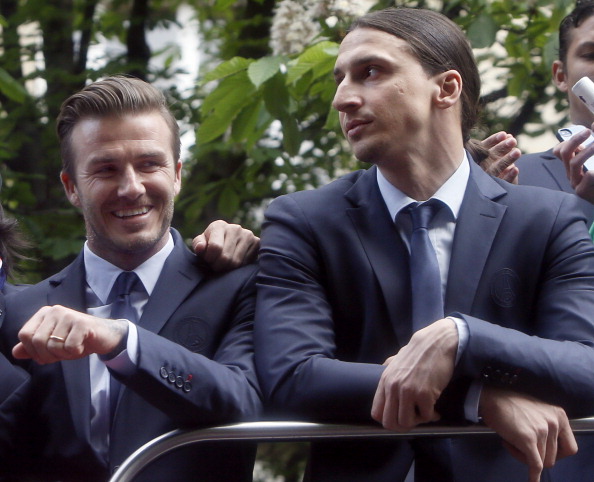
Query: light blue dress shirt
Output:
[[83, 233, 174, 460]]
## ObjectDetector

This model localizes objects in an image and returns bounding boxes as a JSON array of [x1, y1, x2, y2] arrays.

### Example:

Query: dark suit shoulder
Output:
[[5, 270, 66, 304], [197, 262, 258, 288], [268, 169, 369, 214], [489, 177, 589, 227], [515, 149, 556, 166], [285, 168, 365, 198]]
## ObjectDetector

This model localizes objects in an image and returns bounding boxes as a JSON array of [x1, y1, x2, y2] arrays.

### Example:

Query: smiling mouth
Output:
[[113, 207, 150, 218]]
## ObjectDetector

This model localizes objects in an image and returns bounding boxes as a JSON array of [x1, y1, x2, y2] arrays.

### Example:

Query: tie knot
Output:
[[406, 200, 442, 231], [110, 271, 142, 300]]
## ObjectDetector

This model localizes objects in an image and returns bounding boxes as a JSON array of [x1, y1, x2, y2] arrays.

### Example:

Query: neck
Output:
[[378, 137, 464, 201]]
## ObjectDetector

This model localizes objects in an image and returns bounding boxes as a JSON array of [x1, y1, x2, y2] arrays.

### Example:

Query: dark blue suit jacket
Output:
[[255, 160, 594, 481], [0, 229, 261, 482], [516, 150, 594, 225]]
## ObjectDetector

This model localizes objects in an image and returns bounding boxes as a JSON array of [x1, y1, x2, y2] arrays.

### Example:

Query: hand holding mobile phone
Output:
[[556, 125, 594, 171]]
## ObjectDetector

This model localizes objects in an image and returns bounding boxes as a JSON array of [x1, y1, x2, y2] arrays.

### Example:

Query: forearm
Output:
[[121, 327, 262, 425], [457, 314, 594, 417]]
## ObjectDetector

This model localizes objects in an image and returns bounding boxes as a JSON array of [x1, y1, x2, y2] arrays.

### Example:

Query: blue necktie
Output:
[[406, 201, 444, 332], [110, 271, 141, 323], [108, 271, 142, 421]]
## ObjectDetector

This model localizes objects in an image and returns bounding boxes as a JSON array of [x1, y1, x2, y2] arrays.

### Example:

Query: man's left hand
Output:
[[480, 386, 578, 482], [192, 220, 259, 271], [371, 318, 458, 430]]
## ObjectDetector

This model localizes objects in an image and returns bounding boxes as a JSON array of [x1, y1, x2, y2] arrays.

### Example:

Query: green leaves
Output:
[[199, 40, 339, 155], [0, 68, 27, 104], [200, 56, 252, 85], [248, 56, 284, 88], [198, 70, 257, 144], [468, 13, 498, 48]]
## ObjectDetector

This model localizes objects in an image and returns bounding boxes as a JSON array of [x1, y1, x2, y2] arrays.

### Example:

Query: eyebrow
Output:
[[88, 151, 165, 164], [574, 40, 594, 53]]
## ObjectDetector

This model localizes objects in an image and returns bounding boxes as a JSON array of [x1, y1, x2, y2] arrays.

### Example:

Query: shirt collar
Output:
[[83, 232, 175, 303], [377, 151, 470, 221]]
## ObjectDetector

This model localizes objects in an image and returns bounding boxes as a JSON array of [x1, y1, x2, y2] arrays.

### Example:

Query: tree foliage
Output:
[[0, 0, 579, 286]]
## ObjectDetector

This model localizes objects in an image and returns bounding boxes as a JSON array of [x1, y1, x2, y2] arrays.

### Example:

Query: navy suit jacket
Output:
[[255, 160, 594, 482], [0, 229, 261, 482], [516, 150, 594, 225]]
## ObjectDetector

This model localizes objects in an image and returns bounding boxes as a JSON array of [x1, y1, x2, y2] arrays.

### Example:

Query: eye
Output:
[[138, 158, 166, 172], [141, 161, 159, 170], [93, 165, 117, 177], [366, 66, 379, 78]]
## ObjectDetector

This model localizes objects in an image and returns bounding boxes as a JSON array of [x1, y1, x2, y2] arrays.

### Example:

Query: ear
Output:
[[552, 60, 569, 93], [173, 160, 182, 197], [433, 70, 462, 109], [60, 170, 81, 208]]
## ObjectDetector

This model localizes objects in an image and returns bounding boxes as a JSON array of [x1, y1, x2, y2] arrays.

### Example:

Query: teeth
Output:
[[114, 207, 149, 218]]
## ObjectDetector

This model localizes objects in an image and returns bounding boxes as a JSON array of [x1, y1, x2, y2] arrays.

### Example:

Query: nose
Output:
[[118, 165, 145, 199], [332, 79, 361, 113]]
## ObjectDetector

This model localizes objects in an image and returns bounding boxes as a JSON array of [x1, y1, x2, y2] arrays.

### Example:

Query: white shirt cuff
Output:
[[464, 381, 483, 423], [447, 316, 468, 365], [104, 321, 138, 376]]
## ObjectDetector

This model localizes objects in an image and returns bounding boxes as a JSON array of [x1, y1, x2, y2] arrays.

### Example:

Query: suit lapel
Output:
[[138, 229, 203, 334], [446, 162, 507, 314], [47, 254, 93, 444], [345, 167, 412, 344]]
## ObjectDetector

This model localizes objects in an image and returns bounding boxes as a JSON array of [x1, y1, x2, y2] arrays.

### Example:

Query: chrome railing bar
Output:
[[109, 418, 594, 482]]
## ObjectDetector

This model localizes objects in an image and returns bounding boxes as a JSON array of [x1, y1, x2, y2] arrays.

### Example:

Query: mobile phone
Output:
[[572, 77, 594, 115], [557, 124, 594, 171]]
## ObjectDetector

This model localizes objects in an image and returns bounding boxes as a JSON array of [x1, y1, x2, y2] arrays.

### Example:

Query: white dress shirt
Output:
[[83, 233, 174, 460], [376, 153, 481, 421]]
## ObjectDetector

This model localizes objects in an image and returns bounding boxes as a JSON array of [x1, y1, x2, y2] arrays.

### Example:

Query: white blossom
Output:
[[270, 0, 373, 56]]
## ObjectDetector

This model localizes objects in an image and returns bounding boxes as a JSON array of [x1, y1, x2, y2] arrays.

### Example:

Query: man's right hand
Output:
[[371, 318, 458, 431], [479, 386, 578, 482], [480, 131, 521, 183], [13, 305, 128, 364], [553, 122, 594, 204]]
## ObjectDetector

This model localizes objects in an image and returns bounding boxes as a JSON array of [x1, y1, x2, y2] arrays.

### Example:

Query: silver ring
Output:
[[49, 335, 66, 343]]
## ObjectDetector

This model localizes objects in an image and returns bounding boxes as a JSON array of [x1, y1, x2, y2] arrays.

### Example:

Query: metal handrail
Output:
[[109, 418, 594, 482]]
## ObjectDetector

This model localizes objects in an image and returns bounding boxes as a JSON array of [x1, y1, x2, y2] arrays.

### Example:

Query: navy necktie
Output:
[[110, 271, 141, 323], [108, 271, 142, 421], [406, 200, 444, 332]]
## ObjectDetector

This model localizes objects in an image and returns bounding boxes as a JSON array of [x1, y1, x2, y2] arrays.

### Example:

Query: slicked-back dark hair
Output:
[[559, 1, 594, 66], [347, 7, 481, 143], [56, 75, 180, 177]]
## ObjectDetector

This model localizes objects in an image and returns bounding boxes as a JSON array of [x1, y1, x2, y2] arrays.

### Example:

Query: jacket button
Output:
[[175, 376, 184, 388]]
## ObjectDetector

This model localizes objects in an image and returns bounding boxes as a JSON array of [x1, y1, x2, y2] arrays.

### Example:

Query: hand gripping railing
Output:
[[109, 418, 594, 482]]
